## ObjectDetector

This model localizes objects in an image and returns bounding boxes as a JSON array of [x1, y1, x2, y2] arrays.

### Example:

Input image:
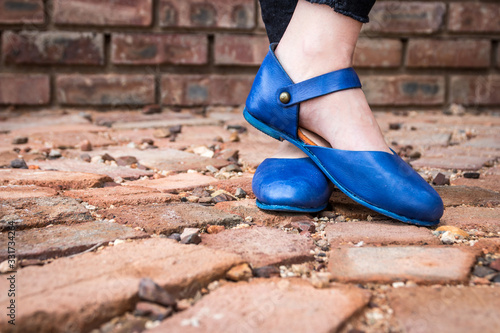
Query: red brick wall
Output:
[[0, 0, 498, 112]]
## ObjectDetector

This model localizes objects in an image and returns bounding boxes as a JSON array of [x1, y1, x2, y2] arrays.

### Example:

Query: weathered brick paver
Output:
[[411, 155, 495, 171], [214, 199, 314, 227], [452, 175, 500, 193], [1, 196, 92, 230], [436, 185, 500, 207], [151, 279, 370, 333], [326, 221, 440, 247], [35, 159, 154, 180], [410, 146, 498, 171], [103, 203, 242, 234], [126, 172, 218, 192], [201, 226, 315, 268], [89, 147, 230, 171], [389, 287, 500, 333], [0, 110, 499, 332], [0, 221, 146, 261], [0, 151, 21, 167], [0, 169, 112, 189], [440, 207, 500, 232], [473, 238, 500, 254], [64, 185, 175, 208], [329, 247, 478, 284], [0, 238, 243, 333], [0, 185, 57, 199], [213, 174, 254, 198]]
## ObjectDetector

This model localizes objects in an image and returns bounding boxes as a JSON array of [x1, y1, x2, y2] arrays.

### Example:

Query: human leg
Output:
[[246, 0, 444, 224], [275, 0, 390, 153]]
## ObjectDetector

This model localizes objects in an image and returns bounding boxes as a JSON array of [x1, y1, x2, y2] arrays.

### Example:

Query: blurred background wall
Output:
[[0, 0, 498, 113]]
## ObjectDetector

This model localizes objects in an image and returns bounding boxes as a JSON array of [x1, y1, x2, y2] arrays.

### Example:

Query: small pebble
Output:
[[167, 233, 181, 242], [0, 259, 16, 273], [318, 211, 336, 219], [225, 164, 242, 172], [335, 215, 346, 223], [175, 299, 192, 312], [436, 226, 469, 238], [447, 103, 466, 116], [78, 111, 92, 121], [193, 146, 215, 158], [153, 128, 171, 138], [80, 140, 92, 151], [141, 138, 155, 145], [234, 187, 247, 198], [116, 156, 138, 166], [432, 173, 450, 186], [186, 196, 199, 203], [212, 194, 231, 203], [10, 159, 28, 169], [101, 153, 115, 161], [409, 151, 421, 159], [229, 132, 240, 142], [12, 136, 28, 144], [440, 231, 458, 245], [463, 172, 480, 179], [473, 265, 497, 278], [310, 272, 332, 288], [206, 165, 219, 173], [198, 197, 214, 205], [226, 263, 253, 281], [207, 225, 225, 234], [80, 153, 91, 163], [169, 125, 182, 135], [252, 266, 280, 278], [217, 149, 239, 162], [226, 125, 247, 133], [138, 278, 176, 307], [389, 123, 401, 130], [180, 228, 201, 245], [134, 302, 173, 321], [292, 221, 316, 233], [48, 149, 62, 159]]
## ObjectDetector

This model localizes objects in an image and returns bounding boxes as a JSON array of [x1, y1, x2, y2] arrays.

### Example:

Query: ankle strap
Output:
[[277, 68, 361, 107]]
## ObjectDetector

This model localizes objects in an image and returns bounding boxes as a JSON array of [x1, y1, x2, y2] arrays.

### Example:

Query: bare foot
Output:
[[298, 88, 392, 153], [271, 0, 392, 155], [271, 141, 308, 159]]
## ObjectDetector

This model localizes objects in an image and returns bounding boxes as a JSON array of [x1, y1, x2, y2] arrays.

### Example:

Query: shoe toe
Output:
[[252, 158, 332, 210], [401, 182, 444, 223], [307, 146, 444, 224]]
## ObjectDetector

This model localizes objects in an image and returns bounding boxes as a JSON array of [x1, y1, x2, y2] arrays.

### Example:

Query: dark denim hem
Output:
[[258, 0, 376, 43], [306, 0, 370, 23]]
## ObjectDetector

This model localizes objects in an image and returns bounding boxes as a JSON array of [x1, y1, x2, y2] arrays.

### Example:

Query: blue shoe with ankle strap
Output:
[[253, 157, 333, 212], [244, 44, 443, 226]]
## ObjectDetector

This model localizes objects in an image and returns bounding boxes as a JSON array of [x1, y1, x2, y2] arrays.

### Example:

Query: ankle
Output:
[[273, 0, 361, 82], [275, 39, 354, 82]]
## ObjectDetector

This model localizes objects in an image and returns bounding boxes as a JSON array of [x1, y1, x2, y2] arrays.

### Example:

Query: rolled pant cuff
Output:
[[306, 0, 372, 23]]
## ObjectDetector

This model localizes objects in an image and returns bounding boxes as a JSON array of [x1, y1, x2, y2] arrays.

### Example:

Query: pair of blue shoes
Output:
[[247, 44, 444, 226]]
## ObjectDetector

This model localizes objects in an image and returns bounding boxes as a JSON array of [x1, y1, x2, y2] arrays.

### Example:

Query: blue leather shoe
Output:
[[244, 44, 444, 226], [253, 157, 333, 213]]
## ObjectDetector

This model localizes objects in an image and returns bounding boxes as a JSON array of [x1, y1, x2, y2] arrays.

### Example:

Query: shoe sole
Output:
[[244, 108, 439, 226], [256, 200, 327, 213]]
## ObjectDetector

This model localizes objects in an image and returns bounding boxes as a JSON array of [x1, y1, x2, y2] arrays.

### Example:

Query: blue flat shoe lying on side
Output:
[[244, 44, 444, 226], [253, 157, 333, 213]]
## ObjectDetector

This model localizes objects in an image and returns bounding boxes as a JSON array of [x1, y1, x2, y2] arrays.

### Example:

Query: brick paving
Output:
[[0, 110, 499, 332]]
